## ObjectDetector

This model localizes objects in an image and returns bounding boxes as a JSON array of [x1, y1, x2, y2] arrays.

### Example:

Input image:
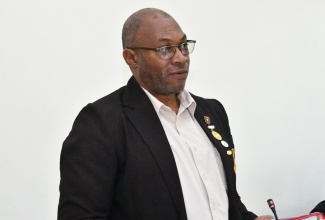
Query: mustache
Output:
[[168, 62, 189, 72]]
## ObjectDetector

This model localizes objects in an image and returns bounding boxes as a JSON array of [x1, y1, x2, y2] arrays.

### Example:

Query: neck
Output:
[[154, 93, 180, 114]]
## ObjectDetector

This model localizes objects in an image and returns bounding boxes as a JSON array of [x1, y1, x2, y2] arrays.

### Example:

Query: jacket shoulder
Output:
[[191, 93, 228, 117], [89, 86, 126, 113]]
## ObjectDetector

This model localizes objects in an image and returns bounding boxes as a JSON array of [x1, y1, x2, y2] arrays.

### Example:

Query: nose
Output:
[[171, 46, 189, 64]]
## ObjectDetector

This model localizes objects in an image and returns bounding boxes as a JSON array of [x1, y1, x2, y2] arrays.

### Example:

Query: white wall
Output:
[[1, 0, 324, 219]]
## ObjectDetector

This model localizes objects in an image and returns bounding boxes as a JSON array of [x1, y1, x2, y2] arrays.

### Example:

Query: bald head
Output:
[[122, 8, 175, 49]]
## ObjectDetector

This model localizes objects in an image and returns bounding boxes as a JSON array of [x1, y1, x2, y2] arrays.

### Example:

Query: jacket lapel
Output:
[[193, 100, 236, 187], [193, 97, 244, 219], [122, 77, 187, 220]]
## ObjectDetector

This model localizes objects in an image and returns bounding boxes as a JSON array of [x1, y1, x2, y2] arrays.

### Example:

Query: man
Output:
[[58, 8, 273, 220]]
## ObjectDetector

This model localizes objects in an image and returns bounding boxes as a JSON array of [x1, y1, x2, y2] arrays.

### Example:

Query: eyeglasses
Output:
[[127, 40, 196, 60]]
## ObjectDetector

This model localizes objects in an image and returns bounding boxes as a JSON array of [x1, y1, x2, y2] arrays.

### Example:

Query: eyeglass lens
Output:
[[160, 42, 195, 59]]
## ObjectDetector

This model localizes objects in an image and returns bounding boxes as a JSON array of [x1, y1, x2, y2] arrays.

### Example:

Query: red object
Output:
[[280, 212, 325, 220]]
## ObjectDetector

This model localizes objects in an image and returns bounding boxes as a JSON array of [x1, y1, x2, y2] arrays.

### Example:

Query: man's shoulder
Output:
[[190, 93, 225, 111], [75, 86, 127, 121], [92, 86, 126, 107], [190, 93, 231, 132]]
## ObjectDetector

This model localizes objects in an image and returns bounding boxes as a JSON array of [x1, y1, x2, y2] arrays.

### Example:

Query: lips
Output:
[[169, 69, 188, 79]]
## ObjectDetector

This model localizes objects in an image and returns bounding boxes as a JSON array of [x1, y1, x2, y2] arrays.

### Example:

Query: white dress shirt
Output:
[[142, 88, 229, 220]]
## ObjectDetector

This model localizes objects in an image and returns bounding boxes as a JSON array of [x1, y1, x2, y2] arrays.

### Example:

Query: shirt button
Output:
[[210, 202, 217, 210], [202, 174, 208, 180]]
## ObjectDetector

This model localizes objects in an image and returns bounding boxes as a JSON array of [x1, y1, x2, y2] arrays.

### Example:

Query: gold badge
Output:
[[212, 130, 222, 140], [204, 116, 223, 141], [232, 148, 236, 173], [204, 116, 211, 125]]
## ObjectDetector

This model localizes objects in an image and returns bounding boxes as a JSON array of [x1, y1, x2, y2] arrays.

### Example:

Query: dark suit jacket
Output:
[[311, 201, 325, 214], [58, 76, 257, 220]]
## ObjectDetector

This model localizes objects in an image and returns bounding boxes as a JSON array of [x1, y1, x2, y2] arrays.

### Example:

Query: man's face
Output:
[[133, 16, 190, 96]]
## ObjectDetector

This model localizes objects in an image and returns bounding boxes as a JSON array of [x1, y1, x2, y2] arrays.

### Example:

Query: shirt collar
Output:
[[141, 87, 197, 118]]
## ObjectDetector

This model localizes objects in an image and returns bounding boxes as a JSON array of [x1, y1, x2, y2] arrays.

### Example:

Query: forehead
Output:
[[135, 15, 185, 45]]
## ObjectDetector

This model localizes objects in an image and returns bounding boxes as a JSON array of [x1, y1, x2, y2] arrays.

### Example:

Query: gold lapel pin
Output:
[[212, 131, 222, 141], [204, 116, 222, 141], [232, 148, 236, 172], [204, 116, 223, 141], [204, 116, 211, 125]]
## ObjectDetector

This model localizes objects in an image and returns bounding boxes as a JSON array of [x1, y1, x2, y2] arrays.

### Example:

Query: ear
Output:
[[123, 49, 138, 69]]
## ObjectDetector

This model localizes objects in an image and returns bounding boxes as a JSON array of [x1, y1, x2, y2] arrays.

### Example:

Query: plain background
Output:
[[1, 0, 324, 219]]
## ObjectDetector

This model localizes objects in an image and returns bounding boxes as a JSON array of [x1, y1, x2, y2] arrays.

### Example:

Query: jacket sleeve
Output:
[[235, 193, 258, 220], [58, 103, 124, 220], [310, 200, 325, 214]]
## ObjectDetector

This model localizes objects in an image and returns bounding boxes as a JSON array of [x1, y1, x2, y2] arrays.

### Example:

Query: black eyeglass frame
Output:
[[126, 40, 196, 59]]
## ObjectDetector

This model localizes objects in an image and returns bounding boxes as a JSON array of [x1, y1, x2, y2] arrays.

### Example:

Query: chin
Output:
[[168, 86, 186, 95]]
